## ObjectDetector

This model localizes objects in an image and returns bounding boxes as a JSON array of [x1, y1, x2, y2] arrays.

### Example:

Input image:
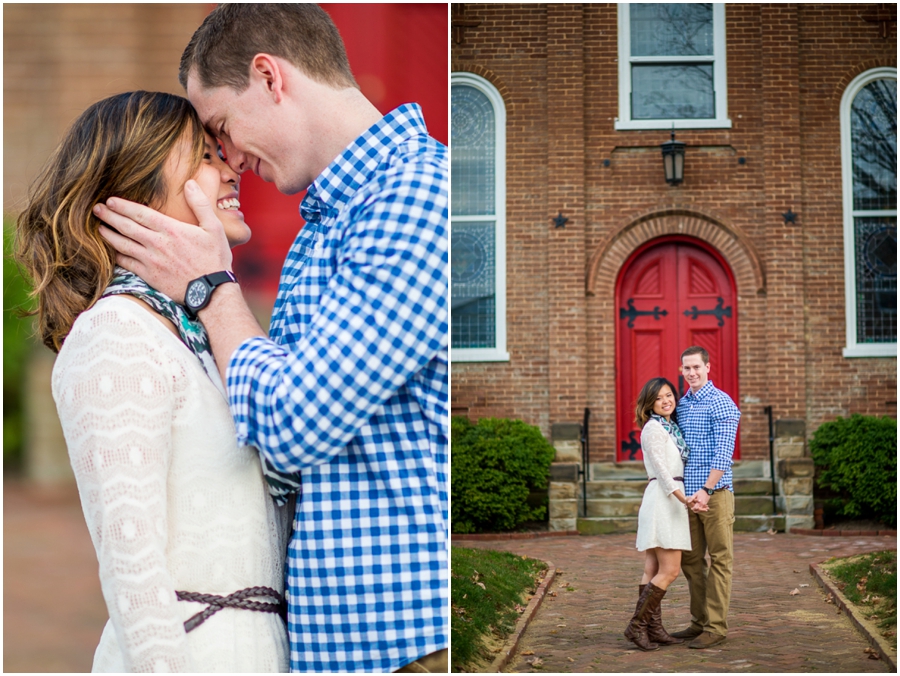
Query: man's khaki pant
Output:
[[394, 648, 448, 673], [681, 489, 735, 637]]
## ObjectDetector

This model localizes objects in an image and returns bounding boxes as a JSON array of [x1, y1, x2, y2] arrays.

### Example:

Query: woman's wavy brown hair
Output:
[[634, 377, 680, 427], [15, 91, 205, 352]]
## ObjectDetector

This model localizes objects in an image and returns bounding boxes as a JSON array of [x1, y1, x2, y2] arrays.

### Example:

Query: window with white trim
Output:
[[616, 3, 731, 130], [841, 67, 897, 358], [450, 73, 509, 362]]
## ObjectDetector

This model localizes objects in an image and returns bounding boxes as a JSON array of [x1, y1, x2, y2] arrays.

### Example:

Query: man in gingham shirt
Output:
[[671, 346, 740, 650], [96, 5, 447, 672]]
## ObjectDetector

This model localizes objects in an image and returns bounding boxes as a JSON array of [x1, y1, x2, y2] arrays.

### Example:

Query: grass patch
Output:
[[451, 546, 548, 672], [822, 550, 896, 642]]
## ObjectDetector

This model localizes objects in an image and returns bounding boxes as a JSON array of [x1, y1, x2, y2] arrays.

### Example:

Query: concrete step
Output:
[[733, 478, 776, 495], [584, 498, 642, 518], [734, 514, 786, 532], [584, 478, 775, 499], [582, 494, 780, 518], [577, 517, 638, 535], [577, 513, 786, 534], [584, 480, 647, 499]]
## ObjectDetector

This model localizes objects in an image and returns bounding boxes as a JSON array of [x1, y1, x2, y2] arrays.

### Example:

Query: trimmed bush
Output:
[[810, 414, 897, 528], [4, 219, 37, 471], [451, 416, 556, 534]]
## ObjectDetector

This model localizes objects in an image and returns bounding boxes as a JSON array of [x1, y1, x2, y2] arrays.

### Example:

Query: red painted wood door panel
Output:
[[616, 239, 739, 461]]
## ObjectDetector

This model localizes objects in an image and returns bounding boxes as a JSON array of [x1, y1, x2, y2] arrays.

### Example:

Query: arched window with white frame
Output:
[[841, 67, 897, 358], [450, 72, 509, 362]]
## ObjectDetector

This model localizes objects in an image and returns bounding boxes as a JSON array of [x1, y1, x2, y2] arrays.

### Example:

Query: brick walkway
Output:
[[456, 532, 896, 673], [4, 480, 107, 672]]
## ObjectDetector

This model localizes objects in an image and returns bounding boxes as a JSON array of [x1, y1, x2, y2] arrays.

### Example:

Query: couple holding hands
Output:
[[625, 347, 741, 652]]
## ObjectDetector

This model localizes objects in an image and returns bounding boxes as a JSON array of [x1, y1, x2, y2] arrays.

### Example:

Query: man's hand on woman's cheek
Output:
[[95, 181, 233, 303]]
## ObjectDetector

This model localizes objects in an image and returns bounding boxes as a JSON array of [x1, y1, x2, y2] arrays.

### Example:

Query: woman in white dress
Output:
[[624, 377, 707, 651], [16, 91, 290, 672]]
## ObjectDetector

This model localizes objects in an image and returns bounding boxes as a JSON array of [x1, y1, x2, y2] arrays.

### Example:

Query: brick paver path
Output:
[[4, 480, 107, 672], [457, 533, 896, 673]]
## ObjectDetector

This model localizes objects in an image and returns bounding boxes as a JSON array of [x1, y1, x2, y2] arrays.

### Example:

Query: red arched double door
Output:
[[615, 237, 740, 462]]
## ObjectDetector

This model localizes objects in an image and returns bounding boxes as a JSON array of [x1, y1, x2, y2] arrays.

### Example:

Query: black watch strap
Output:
[[703, 486, 716, 495], [204, 270, 237, 288]]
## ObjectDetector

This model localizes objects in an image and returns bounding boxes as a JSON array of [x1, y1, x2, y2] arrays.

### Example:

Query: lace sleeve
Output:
[[641, 420, 681, 498], [52, 299, 193, 672]]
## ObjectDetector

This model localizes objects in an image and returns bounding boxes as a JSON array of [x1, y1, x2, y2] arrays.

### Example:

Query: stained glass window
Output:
[[842, 70, 897, 356], [451, 75, 508, 360], [852, 79, 897, 344]]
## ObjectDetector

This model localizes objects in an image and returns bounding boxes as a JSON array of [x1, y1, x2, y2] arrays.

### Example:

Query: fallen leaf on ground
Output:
[[766, 528, 777, 535], [793, 570, 801, 573], [799, 584, 809, 588], [824, 593, 834, 604], [568, 657, 575, 662], [557, 624, 567, 627], [521, 650, 534, 656], [790, 588, 800, 596], [476, 582, 486, 590], [529, 657, 544, 667]]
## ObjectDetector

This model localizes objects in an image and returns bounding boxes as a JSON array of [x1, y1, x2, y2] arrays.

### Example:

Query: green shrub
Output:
[[3, 218, 37, 472], [809, 414, 897, 528], [451, 416, 555, 534]]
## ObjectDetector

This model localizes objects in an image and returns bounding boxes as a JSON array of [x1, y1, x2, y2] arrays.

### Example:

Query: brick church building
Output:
[[450, 4, 896, 531]]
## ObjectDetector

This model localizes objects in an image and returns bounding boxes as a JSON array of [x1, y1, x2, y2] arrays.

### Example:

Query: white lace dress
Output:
[[51, 297, 290, 672], [635, 419, 692, 552]]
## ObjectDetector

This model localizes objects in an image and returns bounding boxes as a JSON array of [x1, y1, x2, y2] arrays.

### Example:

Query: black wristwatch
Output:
[[184, 271, 237, 319], [702, 486, 717, 496]]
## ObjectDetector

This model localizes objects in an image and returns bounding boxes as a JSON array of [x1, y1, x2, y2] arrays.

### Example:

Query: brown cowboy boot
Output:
[[624, 583, 661, 651], [646, 585, 683, 645]]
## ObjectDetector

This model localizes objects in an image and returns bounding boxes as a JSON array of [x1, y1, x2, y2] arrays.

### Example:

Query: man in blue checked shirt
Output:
[[670, 346, 740, 650], [96, 4, 447, 673]]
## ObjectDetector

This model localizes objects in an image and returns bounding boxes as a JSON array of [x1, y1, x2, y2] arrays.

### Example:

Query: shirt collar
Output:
[[300, 103, 428, 223], [684, 380, 716, 400]]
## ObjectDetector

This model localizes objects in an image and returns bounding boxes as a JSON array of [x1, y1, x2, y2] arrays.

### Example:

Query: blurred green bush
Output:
[[451, 416, 555, 534], [4, 217, 37, 472], [810, 414, 897, 528]]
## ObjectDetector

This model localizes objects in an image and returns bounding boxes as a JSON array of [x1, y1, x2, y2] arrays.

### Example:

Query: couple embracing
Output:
[[17, 4, 447, 673], [624, 346, 741, 652]]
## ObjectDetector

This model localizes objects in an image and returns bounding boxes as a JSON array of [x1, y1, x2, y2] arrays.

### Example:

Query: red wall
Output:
[[233, 4, 448, 301]]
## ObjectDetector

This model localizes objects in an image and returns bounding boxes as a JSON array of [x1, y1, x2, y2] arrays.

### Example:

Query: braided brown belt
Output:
[[176, 586, 286, 632]]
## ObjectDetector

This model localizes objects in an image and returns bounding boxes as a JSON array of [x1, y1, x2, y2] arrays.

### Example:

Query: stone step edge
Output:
[[489, 560, 557, 673], [810, 562, 897, 672], [791, 528, 897, 537], [452, 530, 579, 541]]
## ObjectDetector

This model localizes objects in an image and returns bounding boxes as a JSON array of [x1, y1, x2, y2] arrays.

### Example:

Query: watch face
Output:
[[186, 280, 208, 309]]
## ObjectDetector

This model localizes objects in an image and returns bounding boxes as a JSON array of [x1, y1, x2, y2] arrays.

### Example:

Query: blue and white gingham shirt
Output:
[[676, 381, 741, 496], [226, 104, 448, 673]]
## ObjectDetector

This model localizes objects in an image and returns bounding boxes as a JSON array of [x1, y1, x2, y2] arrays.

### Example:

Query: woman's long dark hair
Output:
[[15, 91, 205, 352], [634, 377, 680, 427]]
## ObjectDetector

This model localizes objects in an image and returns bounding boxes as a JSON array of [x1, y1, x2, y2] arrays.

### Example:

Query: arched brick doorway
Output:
[[615, 236, 740, 462]]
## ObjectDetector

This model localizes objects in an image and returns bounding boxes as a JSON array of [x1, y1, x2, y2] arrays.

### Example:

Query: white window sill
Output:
[[843, 344, 897, 358], [615, 118, 733, 131], [451, 348, 510, 363]]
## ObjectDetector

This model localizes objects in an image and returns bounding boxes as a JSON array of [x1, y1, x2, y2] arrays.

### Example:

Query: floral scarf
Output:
[[650, 413, 690, 466], [103, 267, 302, 505]]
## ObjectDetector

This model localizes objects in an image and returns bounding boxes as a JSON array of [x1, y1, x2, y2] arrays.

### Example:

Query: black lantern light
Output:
[[661, 129, 686, 185]]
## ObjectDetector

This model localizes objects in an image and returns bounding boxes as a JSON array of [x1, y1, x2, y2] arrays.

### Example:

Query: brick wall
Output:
[[3, 4, 209, 214], [451, 3, 897, 461]]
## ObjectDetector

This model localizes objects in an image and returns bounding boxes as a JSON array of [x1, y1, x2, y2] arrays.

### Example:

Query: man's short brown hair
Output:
[[681, 345, 710, 364], [179, 4, 358, 92]]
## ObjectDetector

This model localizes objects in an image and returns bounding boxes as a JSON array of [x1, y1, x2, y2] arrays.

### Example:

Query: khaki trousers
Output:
[[681, 489, 735, 637], [394, 648, 448, 673]]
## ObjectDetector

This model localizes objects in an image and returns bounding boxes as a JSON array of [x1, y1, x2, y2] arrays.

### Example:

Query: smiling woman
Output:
[[13, 90, 290, 672]]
